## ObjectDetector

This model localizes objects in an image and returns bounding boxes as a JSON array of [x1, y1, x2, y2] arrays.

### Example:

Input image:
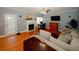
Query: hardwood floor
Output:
[[0, 32, 34, 51], [0, 28, 51, 51]]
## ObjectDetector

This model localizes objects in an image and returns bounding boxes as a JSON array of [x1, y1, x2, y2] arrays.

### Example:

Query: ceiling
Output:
[[4, 7, 77, 14]]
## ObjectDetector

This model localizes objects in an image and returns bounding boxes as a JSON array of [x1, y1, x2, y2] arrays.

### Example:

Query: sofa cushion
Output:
[[71, 30, 79, 39], [70, 30, 79, 50], [70, 37, 79, 50], [58, 33, 72, 44], [50, 36, 73, 50], [57, 27, 72, 44], [62, 27, 72, 34], [39, 30, 51, 41]]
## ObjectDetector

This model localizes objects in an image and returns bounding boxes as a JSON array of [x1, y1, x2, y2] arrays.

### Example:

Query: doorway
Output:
[[5, 14, 17, 36]]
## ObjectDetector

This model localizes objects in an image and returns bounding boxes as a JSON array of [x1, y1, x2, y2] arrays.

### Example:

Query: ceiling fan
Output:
[[41, 8, 50, 14]]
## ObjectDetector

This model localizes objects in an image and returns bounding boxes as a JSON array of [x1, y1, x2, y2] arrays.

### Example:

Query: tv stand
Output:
[[49, 22, 61, 38]]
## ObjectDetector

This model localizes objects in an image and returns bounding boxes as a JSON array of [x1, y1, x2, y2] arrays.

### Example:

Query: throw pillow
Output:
[[58, 33, 72, 44]]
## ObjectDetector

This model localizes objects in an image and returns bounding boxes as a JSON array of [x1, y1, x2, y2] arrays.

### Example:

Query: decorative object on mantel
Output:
[[26, 14, 36, 20], [26, 15, 32, 20]]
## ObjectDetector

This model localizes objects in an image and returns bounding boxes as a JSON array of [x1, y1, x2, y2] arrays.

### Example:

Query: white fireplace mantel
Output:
[[26, 20, 37, 32]]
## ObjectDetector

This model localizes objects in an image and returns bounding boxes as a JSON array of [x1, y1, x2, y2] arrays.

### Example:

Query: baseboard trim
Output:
[[19, 30, 26, 33], [0, 31, 27, 38], [0, 35, 6, 38]]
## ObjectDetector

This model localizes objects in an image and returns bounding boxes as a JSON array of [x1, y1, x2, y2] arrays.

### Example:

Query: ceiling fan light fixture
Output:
[[41, 8, 50, 14]]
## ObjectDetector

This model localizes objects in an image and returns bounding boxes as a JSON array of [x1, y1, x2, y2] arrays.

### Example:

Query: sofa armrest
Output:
[[38, 30, 51, 41], [50, 36, 74, 50]]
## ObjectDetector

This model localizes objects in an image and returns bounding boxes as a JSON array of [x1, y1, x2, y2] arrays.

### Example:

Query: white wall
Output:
[[26, 20, 37, 32], [44, 8, 78, 30], [78, 8, 79, 30], [0, 8, 27, 35], [0, 7, 79, 35], [0, 11, 5, 35]]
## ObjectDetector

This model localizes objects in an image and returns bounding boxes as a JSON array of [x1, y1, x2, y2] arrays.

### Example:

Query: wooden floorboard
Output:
[[0, 32, 34, 51], [0, 29, 53, 51]]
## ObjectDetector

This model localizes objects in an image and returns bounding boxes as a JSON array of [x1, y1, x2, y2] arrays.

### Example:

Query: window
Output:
[[36, 17, 43, 24]]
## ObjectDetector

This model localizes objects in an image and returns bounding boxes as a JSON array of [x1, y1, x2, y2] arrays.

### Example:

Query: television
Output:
[[51, 16, 60, 21]]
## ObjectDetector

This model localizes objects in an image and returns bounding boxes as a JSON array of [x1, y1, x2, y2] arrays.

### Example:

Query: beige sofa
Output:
[[35, 30, 79, 51]]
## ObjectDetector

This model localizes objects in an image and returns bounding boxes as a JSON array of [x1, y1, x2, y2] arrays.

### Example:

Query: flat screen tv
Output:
[[51, 16, 60, 21]]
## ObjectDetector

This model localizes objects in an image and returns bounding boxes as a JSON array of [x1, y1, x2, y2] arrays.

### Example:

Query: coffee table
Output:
[[23, 37, 56, 51]]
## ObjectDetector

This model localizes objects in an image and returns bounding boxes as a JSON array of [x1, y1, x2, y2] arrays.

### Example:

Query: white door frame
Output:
[[4, 14, 17, 36]]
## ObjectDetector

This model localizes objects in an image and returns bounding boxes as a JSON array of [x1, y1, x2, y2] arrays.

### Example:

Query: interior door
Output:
[[5, 14, 17, 35]]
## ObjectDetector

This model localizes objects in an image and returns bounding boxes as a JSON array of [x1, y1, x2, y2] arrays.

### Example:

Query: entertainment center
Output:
[[50, 16, 61, 38]]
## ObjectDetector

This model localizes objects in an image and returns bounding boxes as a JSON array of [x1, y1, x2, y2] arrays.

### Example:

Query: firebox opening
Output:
[[29, 24, 34, 30]]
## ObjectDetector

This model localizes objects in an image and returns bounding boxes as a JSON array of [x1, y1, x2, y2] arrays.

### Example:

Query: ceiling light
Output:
[[41, 8, 50, 14]]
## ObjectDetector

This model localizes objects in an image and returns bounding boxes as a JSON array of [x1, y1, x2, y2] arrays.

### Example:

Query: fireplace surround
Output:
[[26, 20, 37, 32]]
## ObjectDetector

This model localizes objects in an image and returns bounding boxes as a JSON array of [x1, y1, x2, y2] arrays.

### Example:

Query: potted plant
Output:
[[68, 19, 78, 29]]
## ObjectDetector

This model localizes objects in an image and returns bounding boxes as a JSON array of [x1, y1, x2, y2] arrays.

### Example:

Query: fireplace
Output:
[[29, 24, 34, 30], [26, 20, 36, 32]]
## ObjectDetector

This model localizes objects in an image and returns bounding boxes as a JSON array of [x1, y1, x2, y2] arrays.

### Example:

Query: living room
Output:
[[0, 7, 79, 51]]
